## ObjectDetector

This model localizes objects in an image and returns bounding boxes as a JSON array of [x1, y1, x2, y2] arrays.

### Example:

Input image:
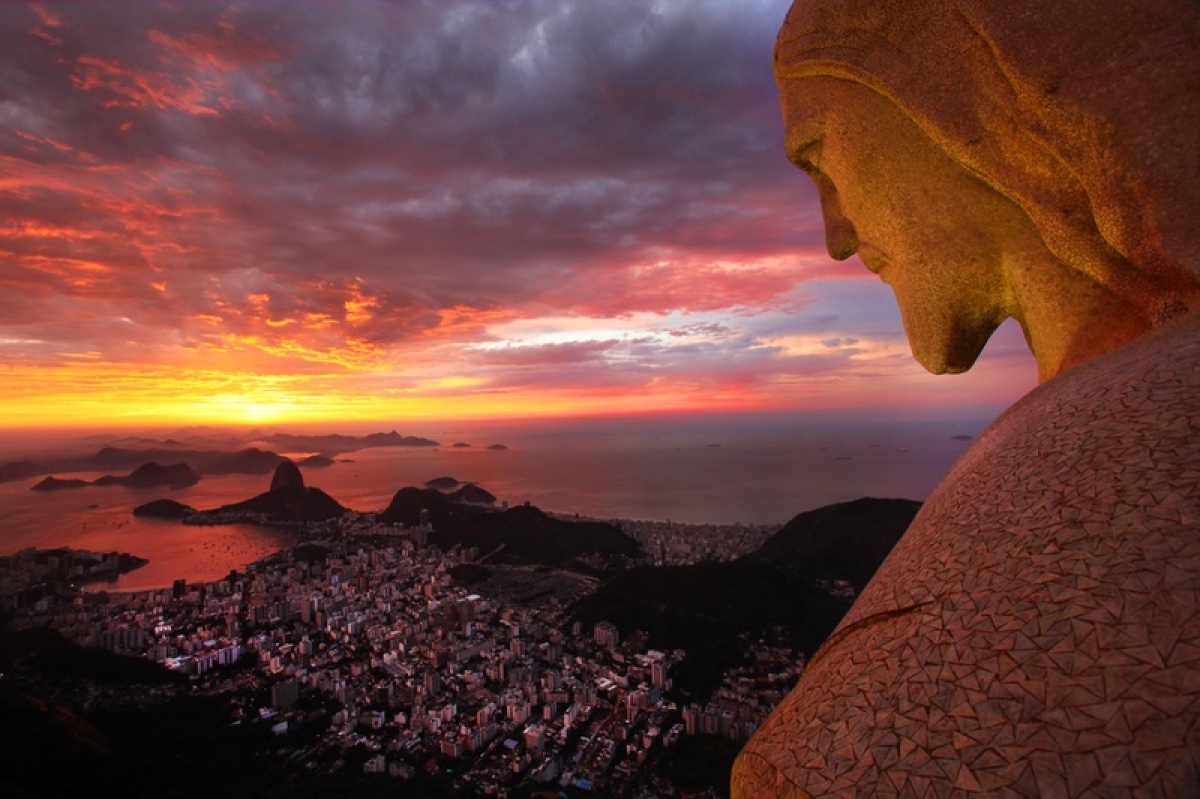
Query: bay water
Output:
[[0, 414, 991, 590]]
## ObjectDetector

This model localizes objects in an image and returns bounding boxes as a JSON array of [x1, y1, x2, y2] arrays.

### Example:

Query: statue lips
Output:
[[856, 244, 889, 278]]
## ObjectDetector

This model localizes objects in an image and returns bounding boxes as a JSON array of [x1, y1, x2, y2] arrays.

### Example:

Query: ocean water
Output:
[[0, 415, 991, 590]]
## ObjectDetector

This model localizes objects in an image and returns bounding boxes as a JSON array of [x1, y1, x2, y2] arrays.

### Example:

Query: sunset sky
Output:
[[0, 0, 1037, 430]]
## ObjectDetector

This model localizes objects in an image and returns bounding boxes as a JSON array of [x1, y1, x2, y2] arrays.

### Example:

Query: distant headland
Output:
[[31, 462, 200, 492], [1, 429, 441, 486]]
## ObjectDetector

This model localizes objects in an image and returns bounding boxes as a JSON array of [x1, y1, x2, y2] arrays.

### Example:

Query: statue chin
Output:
[[900, 319, 991, 377], [894, 294, 1001, 377]]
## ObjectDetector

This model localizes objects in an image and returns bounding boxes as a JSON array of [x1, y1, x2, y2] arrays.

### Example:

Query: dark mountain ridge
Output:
[[439, 504, 640, 567], [260, 430, 438, 455], [30, 462, 201, 492], [3, 447, 286, 484], [2, 429, 441, 484], [568, 496, 921, 696], [93, 462, 201, 489], [746, 496, 921, 592], [208, 461, 347, 523], [447, 483, 496, 505], [379, 487, 639, 569]]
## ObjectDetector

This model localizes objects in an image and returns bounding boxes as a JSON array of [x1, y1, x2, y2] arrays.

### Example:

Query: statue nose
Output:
[[817, 184, 859, 260]]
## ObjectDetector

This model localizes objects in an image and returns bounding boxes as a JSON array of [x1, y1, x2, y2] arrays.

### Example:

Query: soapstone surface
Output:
[[734, 315, 1200, 796]]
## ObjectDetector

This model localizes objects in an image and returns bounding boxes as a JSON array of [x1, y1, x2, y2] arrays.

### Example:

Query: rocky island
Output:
[[296, 454, 335, 468], [30, 476, 90, 491], [132, 499, 196, 519]]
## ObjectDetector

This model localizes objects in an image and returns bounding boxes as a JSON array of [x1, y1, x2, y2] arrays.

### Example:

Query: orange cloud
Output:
[[40, 8, 282, 121], [147, 20, 282, 75], [29, 3, 62, 28], [14, 130, 95, 162], [72, 54, 223, 115]]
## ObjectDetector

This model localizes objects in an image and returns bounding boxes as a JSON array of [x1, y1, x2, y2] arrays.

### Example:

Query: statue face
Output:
[[779, 76, 1032, 374]]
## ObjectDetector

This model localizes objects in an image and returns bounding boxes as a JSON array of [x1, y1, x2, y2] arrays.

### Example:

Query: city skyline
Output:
[[1, 1, 1037, 430]]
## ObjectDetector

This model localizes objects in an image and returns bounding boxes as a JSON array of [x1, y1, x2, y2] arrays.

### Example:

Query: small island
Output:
[[30, 476, 90, 491], [297, 454, 335, 468], [133, 498, 197, 519]]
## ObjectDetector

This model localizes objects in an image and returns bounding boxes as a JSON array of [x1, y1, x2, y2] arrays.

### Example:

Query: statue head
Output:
[[775, 0, 1200, 380]]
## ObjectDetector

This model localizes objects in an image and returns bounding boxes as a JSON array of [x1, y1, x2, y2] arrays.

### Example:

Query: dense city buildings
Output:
[[1, 511, 842, 796]]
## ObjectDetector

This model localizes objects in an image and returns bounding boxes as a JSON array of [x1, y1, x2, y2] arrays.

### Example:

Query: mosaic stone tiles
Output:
[[733, 315, 1200, 797]]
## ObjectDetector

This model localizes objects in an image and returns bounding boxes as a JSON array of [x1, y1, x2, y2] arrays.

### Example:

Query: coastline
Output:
[[5, 509, 781, 597]]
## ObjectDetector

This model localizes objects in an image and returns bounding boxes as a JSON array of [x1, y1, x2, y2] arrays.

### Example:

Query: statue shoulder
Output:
[[734, 314, 1200, 797], [847, 310, 1200, 625]]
